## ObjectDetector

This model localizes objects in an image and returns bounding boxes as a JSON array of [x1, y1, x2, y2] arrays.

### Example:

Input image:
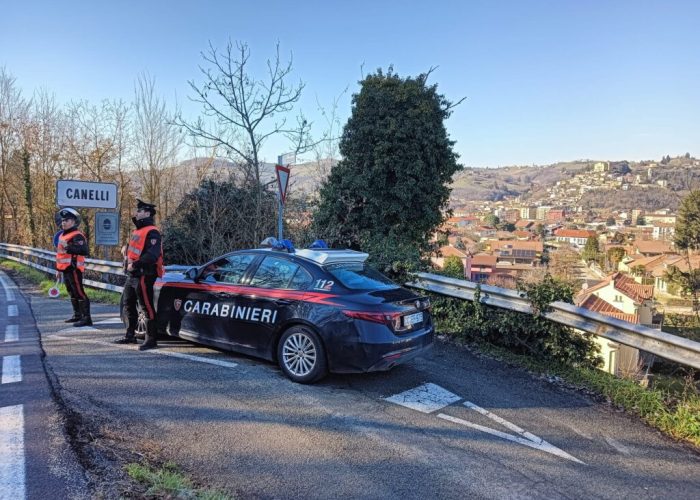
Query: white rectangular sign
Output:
[[56, 180, 117, 209]]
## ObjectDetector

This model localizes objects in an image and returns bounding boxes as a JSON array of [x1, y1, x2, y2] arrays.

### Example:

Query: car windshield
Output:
[[325, 262, 398, 290]]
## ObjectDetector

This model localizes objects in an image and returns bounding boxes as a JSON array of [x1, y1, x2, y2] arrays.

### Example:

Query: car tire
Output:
[[277, 326, 328, 384], [119, 292, 148, 339]]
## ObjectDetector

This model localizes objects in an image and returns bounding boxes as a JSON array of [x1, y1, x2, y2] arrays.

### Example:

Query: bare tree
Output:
[[0, 67, 31, 242], [132, 73, 183, 219], [176, 40, 309, 244]]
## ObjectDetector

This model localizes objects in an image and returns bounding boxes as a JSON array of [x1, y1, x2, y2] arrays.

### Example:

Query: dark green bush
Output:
[[430, 275, 602, 368]]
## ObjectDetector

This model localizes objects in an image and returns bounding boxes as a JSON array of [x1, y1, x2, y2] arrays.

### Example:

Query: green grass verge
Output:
[[0, 259, 121, 305], [126, 462, 232, 499], [467, 339, 700, 447]]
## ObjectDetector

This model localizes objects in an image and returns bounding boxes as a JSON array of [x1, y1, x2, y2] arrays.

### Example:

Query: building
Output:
[[651, 222, 675, 241], [469, 254, 497, 283], [488, 240, 543, 265], [519, 206, 537, 219], [633, 240, 675, 257], [593, 161, 610, 173], [547, 208, 566, 222], [577, 272, 655, 376], [554, 229, 597, 248]]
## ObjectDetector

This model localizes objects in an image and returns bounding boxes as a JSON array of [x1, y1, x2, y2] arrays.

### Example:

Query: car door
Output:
[[243, 255, 314, 357], [181, 253, 257, 351]]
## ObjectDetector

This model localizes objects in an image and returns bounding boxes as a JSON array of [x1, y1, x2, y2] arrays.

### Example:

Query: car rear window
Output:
[[325, 262, 398, 290]]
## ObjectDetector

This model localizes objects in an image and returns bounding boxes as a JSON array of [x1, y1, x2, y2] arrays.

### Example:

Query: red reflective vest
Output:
[[127, 225, 164, 277], [56, 231, 86, 272]]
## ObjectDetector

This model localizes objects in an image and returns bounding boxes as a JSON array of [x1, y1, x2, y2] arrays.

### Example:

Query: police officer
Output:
[[114, 199, 164, 350], [56, 208, 92, 327]]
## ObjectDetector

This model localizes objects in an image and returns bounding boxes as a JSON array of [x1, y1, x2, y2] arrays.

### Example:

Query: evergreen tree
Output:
[[581, 236, 600, 263], [670, 190, 700, 312], [442, 256, 465, 279], [313, 68, 462, 274]]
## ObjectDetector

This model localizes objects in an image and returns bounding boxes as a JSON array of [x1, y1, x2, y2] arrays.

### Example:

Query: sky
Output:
[[1, 0, 699, 168]]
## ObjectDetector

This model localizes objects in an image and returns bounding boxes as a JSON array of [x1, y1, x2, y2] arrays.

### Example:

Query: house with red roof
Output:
[[554, 229, 597, 248]]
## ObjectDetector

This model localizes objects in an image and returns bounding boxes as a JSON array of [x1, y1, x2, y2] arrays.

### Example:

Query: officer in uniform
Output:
[[56, 208, 92, 327], [114, 199, 164, 350]]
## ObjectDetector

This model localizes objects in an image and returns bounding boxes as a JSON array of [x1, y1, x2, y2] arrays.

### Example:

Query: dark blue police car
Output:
[[127, 243, 434, 383]]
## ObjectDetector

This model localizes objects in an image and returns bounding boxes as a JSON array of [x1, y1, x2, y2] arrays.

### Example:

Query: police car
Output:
[[126, 242, 434, 383]]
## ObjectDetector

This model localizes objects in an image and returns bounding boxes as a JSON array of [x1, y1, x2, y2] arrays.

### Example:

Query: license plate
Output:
[[404, 311, 423, 327]]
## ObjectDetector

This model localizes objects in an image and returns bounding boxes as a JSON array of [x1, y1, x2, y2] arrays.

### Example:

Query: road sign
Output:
[[277, 152, 296, 166], [275, 164, 290, 205], [95, 212, 119, 246], [56, 180, 117, 209]]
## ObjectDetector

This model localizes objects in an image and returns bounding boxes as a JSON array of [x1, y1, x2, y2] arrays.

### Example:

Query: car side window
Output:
[[289, 267, 313, 290], [209, 254, 255, 284], [250, 256, 303, 289]]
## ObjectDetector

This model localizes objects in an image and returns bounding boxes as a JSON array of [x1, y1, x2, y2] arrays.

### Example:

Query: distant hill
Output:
[[167, 155, 698, 211]]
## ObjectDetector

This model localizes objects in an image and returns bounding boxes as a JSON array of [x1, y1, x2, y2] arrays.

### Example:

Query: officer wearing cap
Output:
[[55, 208, 92, 326], [114, 199, 164, 350]]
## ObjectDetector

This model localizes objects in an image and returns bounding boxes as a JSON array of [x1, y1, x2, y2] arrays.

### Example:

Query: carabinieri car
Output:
[[125, 245, 434, 383]]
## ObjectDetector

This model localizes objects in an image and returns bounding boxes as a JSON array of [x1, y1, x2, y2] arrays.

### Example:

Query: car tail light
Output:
[[342, 310, 413, 332]]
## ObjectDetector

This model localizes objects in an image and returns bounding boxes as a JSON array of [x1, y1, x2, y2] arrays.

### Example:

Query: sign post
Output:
[[56, 179, 119, 260], [275, 164, 291, 240]]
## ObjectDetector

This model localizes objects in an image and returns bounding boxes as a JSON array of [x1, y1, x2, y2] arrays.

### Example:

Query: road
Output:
[[2, 270, 700, 499]]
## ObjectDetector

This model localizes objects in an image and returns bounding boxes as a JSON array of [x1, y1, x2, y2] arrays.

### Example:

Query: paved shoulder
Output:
[[0, 271, 89, 499]]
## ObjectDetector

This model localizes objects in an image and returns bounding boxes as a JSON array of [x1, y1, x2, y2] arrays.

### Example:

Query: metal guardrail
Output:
[[0, 242, 126, 293], [408, 272, 700, 370]]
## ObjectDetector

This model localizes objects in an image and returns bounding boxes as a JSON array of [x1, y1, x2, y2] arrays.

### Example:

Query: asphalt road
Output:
[[0, 271, 88, 499], [4, 271, 700, 499]]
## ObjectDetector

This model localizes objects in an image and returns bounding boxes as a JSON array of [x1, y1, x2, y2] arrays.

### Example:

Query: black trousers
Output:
[[63, 268, 87, 301], [123, 274, 157, 341]]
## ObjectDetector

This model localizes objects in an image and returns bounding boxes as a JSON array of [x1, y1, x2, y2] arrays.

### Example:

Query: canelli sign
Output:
[[56, 180, 118, 209]]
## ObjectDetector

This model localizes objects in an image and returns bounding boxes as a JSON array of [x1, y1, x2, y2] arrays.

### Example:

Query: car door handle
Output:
[[215, 292, 232, 299], [274, 299, 292, 306]]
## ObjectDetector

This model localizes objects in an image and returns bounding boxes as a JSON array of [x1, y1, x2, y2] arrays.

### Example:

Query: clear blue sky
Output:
[[2, 0, 698, 168]]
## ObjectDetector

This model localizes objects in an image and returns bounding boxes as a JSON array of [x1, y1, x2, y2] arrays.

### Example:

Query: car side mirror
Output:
[[185, 267, 199, 282]]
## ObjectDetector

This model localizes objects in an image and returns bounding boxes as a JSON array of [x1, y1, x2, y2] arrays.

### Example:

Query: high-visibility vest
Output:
[[127, 225, 164, 277], [56, 231, 86, 271]]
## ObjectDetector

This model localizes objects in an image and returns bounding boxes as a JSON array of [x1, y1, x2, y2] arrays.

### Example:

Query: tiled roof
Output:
[[515, 219, 535, 228], [624, 254, 668, 271], [554, 229, 597, 239], [439, 245, 469, 258], [489, 240, 544, 252], [614, 273, 654, 302], [471, 254, 497, 267], [577, 272, 653, 303], [579, 295, 639, 323], [634, 240, 675, 254]]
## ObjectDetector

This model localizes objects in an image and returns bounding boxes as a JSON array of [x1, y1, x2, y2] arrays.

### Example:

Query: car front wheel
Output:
[[277, 326, 328, 384]]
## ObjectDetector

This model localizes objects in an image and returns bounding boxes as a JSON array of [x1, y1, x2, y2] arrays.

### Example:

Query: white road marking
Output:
[[1, 356, 22, 384], [437, 412, 584, 464], [0, 405, 25, 499], [7, 305, 18, 317], [464, 401, 544, 444], [92, 317, 124, 325], [385, 383, 584, 464], [4, 325, 18, 343], [384, 383, 461, 413], [0, 273, 15, 302], [604, 436, 632, 456], [51, 335, 238, 368]]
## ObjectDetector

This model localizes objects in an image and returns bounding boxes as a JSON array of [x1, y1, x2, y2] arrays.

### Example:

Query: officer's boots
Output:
[[74, 299, 92, 327], [114, 313, 138, 344], [138, 320, 158, 351], [64, 299, 82, 323]]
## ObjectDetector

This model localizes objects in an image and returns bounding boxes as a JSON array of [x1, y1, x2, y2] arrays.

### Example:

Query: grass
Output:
[[125, 462, 232, 499], [468, 339, 700, 447], [0, 259, 121, 305]]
